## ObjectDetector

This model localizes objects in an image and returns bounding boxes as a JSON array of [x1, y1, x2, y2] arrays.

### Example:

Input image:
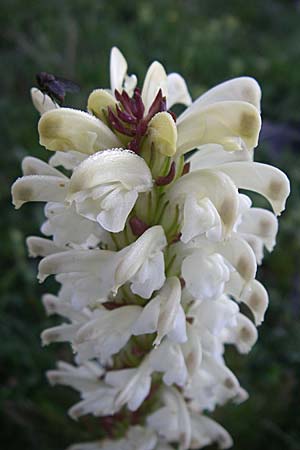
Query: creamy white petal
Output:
[[238, 207, 278, 252], [68, 385, 118, 419], [216, 237, 257, 283], [176, 101, 261, 155], [27, 236, 62, 257], [154, 277, 183, 346], [149, 340, 188, 386], [110, 47, 128, 94], [38, 108, 121, 154], [49, 150, 87, 170], [167, 73, 192, 109], [38, 248, 117, 283], [132, 295, 161, 336], [130, 251, 166, 299], [190, 413, 233, 449], [218, 162, 290, 215], [132, 277, 186, 346], [12, 175, 69, 209], [147, 387, 191, 450], [181, 324, 202, 377], [22, 156, 67, 178], [42, 293, 88, 322], [240, 279, 269, 326], [31, 87, 57, 114], [41, 323, 80, 346], [188, 144, 252, 171], [47, 362, 104, 393], [180, 77, 261, 123], [142, 62, 168, 113], [223, 313, 258, 353], [67, 426, 157, 450]]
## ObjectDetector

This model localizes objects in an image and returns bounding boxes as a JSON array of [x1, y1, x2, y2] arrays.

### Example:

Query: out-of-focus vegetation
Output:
[[1, 1, 300, 449]]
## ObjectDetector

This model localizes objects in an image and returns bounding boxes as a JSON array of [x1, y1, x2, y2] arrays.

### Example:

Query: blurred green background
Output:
[[1, 0, 300, 449]]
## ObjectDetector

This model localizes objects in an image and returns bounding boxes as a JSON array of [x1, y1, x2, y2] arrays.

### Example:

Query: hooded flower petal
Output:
[[167, 73, 192, 109], [31, 87, 57, 114], [190, 413, 233, 449], [67, 149, 153, 232], [49, 150, 87, 170], [188, 144, 252, 170], [110, 46, 129, 94], [180, 77, 261, 123], [223, 313, 258, 353], [22, 156, 67, 177], [218, 162, 290, 215], [26, 236, 62, 257], [142, 62, 168, 113], [12, 175, 69, 209], [37, 248, 118, 302], [240, 279, 269, 326], [176, 101, 261, 155], [38, 108, 121, 154]]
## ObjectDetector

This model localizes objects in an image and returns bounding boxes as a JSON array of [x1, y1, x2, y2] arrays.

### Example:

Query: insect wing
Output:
[[54, 76, 80, 93]]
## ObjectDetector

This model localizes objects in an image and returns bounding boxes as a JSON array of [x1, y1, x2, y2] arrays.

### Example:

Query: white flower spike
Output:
[[12, 46, 290, 450]]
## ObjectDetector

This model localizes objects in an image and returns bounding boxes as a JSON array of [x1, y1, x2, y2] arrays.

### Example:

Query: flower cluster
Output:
[[12, 47, 290, 450]]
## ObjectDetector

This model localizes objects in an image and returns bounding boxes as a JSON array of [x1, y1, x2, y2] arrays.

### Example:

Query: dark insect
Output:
[[36, 72, 80, 106]]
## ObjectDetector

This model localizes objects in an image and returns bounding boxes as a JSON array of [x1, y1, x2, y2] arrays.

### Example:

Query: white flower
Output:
[[190, 413, 233, 449], [167, 168, 239, 238], [74, 305, 142, 363], [182, 250, 233, 301], [41, 202, 107, 248], [181, 195, 223, 243], [132, 276, 187, 346], [114, 225, 167, 298], [147, 387, 191, 450], [67, 149, 153, 232], [149, 340, 188, 387], [105, 359, 152, 411], [67, 426, 158, 450]]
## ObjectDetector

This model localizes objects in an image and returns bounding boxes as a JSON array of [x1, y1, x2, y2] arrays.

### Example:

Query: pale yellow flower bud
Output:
[[147, 112, 177, 157], [87, 89, 117, 122]]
